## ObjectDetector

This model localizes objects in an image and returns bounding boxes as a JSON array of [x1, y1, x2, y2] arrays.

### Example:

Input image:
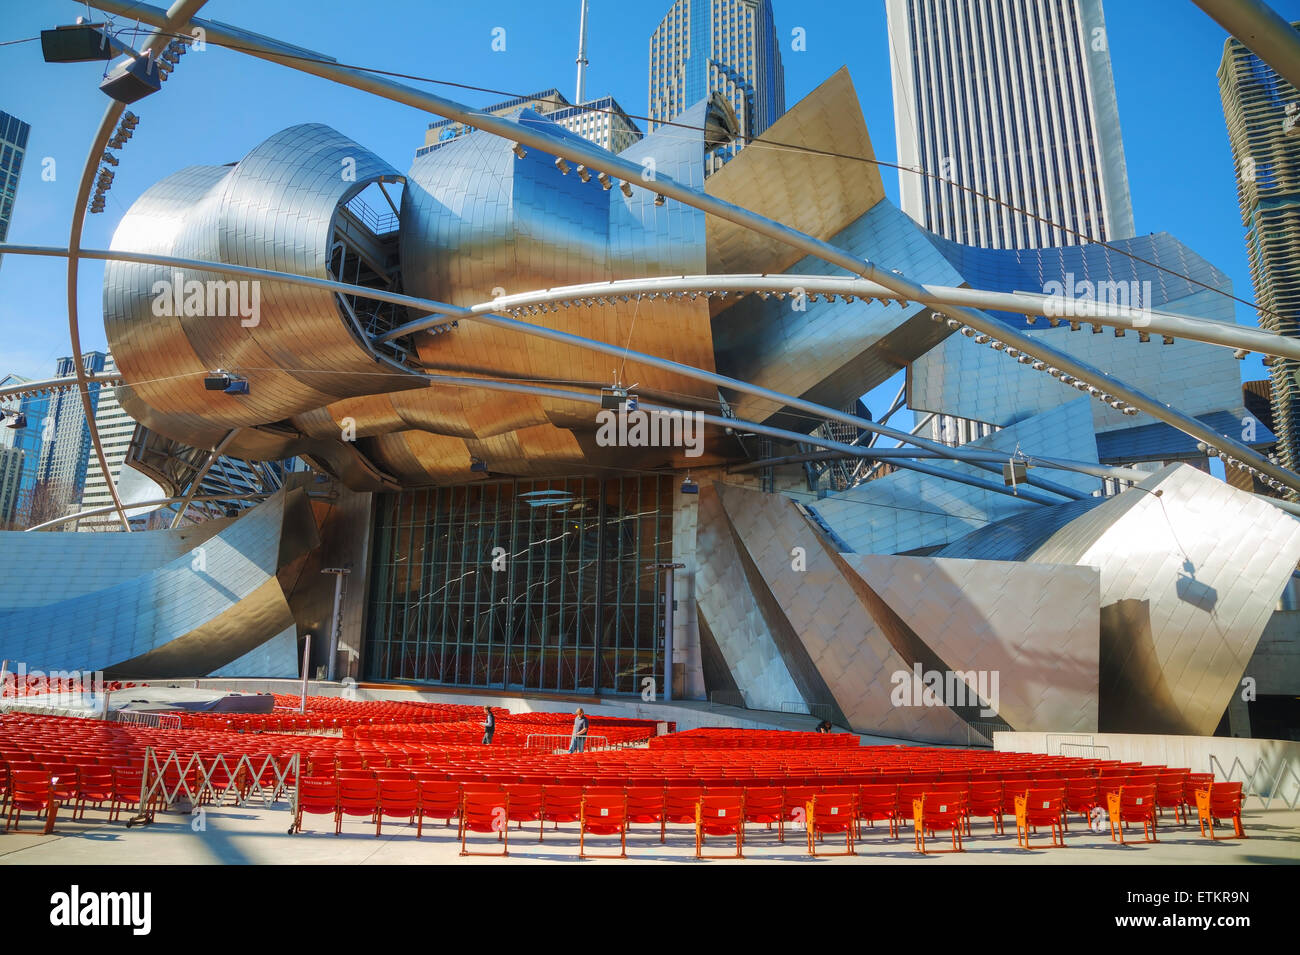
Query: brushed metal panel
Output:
[[842, 554, 1101, 732]]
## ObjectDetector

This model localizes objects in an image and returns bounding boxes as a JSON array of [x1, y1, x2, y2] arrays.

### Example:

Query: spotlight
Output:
[[619, 180, 633, 198], [1113, 327, 1125, 337], [554, 157, 571, 175], [680, 473, 699, 495], [1233, 348, 1249, 360], [1017, 355, 1033, 364], [654, 194, 666, 206], [1138, 331, 1151, 343], [1004, 347, 1020, 358], [597, 172, 612, 190], [575, 164, 591, 183], [945, 318, 962, 330], [511, 142, 527, 159], [40, 23, 118, 62], [99, 54, 163, 105], [600, 385, 629, 410], [203, 371, 249, 395], [960, 326, 975, 337], [974, 334, 990, 344], [1162, 335, 1175, 345]]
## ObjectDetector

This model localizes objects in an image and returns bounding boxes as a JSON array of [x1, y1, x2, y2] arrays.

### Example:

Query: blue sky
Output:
[[1, 0, 1296, 425]]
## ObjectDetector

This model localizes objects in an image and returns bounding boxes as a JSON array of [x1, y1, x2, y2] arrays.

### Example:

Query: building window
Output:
[[366, 475, 674, 694]]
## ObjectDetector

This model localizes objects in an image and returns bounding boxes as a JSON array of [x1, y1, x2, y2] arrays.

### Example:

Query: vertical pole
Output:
[[327, 571, 345, 682], [662, 568, 674, 703], [0, 659, 8, 699], [299, 633, 311, 714], [575, 0, 589, 104]]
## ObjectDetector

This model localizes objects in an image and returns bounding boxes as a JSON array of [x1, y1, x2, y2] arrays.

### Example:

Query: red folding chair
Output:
[[337, 778, 380, 836], [806, 793, 855, 857], [504, 784, 544, 840], [662, 787, 703, 843], [625, 787, 666, 836], [580, 793, 628, 859], [966, 780, 1004, 835], [72, 768, 115, 821], [377, 779, 420, 836], [541, 785, 584, 841], [1155, 772, 1189, 824], [416, 780, 461, 836], [1108, 784, 1158, 844], [4, 771, 57, 834], [742, 787, 784, 841], [856, 783, 900, 839], [1195, 782, 1246, 841], [1015, 788, 1066, 849], [291, 777, 338, 834], [461, 791, 510, 857], [913, 792, 965, 854], [696, 793, 744, 859]]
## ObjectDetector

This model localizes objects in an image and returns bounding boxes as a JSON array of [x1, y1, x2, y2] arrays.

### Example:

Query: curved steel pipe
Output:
[[62, 0, 210, 532], [25, 491, 269, 532], [380, 273, 1300, 363], [2, 242, 1085, 500]]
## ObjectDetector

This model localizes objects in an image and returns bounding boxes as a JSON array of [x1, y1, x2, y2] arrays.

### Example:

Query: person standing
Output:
[[568, 707, 589, 754], [482, 706, 496, 745]]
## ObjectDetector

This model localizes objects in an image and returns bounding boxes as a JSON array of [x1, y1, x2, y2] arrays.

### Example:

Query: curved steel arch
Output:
[[3, 242, 1093, 501], [378, 273, 1300, 363], [62, 0, 211, 532]]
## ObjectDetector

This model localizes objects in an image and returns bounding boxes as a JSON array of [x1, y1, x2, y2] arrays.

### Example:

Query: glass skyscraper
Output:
[[0, 110, 30, 271], [648, 0, 786, 174], [36, 352, 109, 516], [1219, 24, 1300, 488], [886, 0, 1135, 249]]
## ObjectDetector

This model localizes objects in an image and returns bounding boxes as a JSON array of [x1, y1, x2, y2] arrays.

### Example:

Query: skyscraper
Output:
[[648, 0, 786, 174], [0, 110, 31, 270], [78, 353, 137, 530], [35, 352, 108, 516], [1219, 24, 1300, 485], [0, 373, 50, 526], [885, 0, 1135, 249], [417, 89, 641, 159]]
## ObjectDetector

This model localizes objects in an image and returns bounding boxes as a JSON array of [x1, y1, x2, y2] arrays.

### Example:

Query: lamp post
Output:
[[653, 562, 685, 702]]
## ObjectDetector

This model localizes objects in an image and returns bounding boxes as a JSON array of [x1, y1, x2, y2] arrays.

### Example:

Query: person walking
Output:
[[568, 707, 589, 754], [482, 705, 496, 745]]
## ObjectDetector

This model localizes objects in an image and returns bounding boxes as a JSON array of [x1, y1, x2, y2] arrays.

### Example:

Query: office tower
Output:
[[0, 374, 51, 525], [35, 352, 108, 515], [1219, 23, 1300, 482], [0, 110, 30, 270], [416, 89, 641, 159], [78, 353, 136, 530], [886, 0, 1135, 249], [648, 0, 786, 173]]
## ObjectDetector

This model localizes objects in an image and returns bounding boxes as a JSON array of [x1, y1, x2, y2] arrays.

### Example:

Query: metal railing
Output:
[[779, 701, 835, 722], [709, 690, 746, 711], [1209, 753, 1300, 810], [131, 747, 300, 827], [343, 194, 399, 235], [1046, 733, 1098, 756], [109, 710, 182, 730], [523, 734, 612, 753]]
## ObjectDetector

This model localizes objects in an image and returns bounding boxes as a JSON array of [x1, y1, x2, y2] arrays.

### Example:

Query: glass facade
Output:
[[366, 475, 674, 695]]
